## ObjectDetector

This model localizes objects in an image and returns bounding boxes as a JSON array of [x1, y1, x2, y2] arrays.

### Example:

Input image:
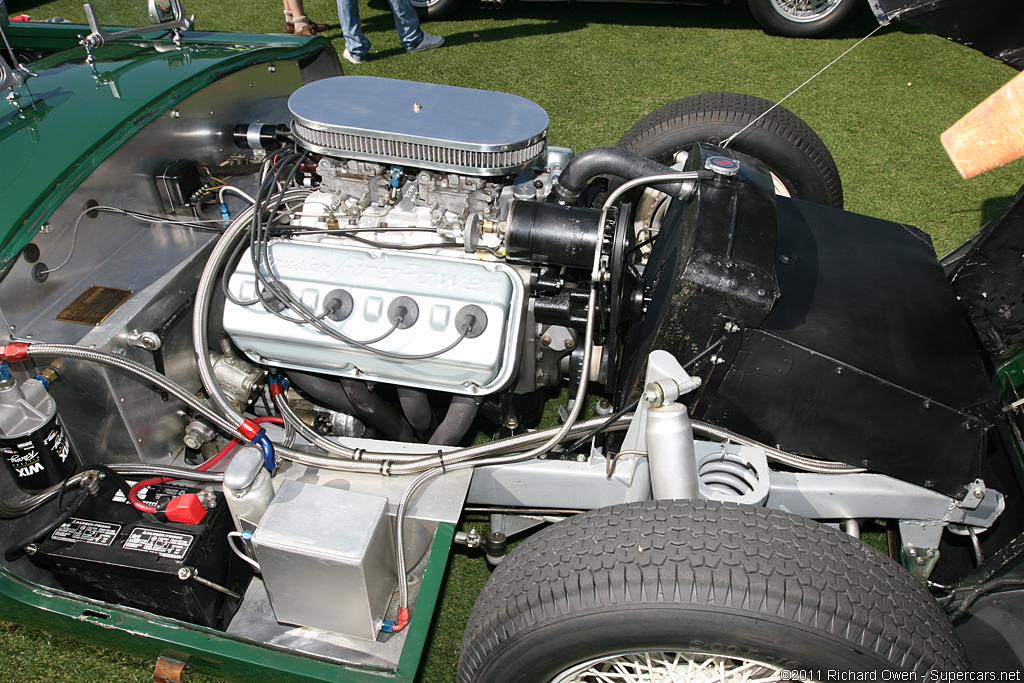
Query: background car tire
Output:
[[747, 0, 861, 37], [410, 0, 467, 21], [458, 500, 967, 683], [617, 92, 843, 208]]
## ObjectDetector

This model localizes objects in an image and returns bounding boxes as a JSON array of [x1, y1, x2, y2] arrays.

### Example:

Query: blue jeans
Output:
[[337, 0, 423, 58]]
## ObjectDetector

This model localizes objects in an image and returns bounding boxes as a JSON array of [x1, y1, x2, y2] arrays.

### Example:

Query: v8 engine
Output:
[[222, 76, 610, 413]]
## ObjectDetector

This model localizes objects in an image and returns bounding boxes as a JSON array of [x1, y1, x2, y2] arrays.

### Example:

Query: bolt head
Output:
[[973, 488, 984, 498], [576, 453, 586, 462], [177, 567, 192, 580], [915, 557, 926, 566]]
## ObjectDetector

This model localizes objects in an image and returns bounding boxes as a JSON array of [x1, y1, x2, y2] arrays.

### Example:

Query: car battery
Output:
[[27, 476, 252, 629]]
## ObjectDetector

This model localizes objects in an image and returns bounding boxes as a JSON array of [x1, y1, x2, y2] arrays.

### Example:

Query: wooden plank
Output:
[[941, 69, 1024, 179]]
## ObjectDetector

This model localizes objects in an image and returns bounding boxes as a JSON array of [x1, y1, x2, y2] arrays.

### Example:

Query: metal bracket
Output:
[[619, 350, 700, 453], [899, 520, 943, 578], [81, 0, 193, 53], [153, 656, 187, 683], [902, 544, 941, 578], [956, 479, 987, 511]]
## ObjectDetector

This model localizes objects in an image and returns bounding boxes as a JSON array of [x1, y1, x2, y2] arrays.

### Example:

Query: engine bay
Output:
[[0, 64, 1016, 677]]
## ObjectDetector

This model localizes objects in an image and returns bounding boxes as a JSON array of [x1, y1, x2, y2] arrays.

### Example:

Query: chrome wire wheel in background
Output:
[[769, 0, 845, 23], [747, 0, 860, 36], [551, 652, 787, 683]]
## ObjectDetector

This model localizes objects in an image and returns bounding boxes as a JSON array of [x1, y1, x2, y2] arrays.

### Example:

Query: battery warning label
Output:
[[123, 528, 194, 560], [51, 518, 121, 546]]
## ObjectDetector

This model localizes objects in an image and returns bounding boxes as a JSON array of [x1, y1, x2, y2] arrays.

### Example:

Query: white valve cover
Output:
[[223, 241, 525, 395]]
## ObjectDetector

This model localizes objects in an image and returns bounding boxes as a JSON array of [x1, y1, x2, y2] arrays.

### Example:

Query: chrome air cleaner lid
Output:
[[288, 76, 549, 176]]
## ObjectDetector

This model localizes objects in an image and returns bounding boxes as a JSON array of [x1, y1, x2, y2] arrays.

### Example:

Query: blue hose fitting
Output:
[[253, 429, 276, 474]]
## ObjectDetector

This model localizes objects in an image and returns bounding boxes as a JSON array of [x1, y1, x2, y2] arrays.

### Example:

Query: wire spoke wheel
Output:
[[747, 0, 859, 36], [551, 651, 788, 683], [769, 0, 844, 22]]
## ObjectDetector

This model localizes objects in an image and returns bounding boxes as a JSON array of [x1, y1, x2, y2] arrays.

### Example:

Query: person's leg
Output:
[[386, 0, 423, 51], [283, 0, 294, 33], [337, 0, 371, 57], [290, 0, 331, 34]]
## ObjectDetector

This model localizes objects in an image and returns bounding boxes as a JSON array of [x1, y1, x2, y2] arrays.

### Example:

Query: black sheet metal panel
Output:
[[872, 0, 1024, 70], [947, 184, 1024, 367], [699, 197, 999, 496], [616, 143, 781, 404]]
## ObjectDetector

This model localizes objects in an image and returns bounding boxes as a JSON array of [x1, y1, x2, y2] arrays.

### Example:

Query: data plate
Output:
[[54, 285, 133, 325]]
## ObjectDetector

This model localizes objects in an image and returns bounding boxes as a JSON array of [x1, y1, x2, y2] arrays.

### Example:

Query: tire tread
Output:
[[458, 500, 965, 682]]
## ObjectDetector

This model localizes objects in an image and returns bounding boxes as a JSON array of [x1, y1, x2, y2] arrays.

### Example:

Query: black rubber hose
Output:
[[428, 396, 480, 446], [340, 379, 416, 442], [287, 370, 359, 416], [550, 146, 705, 204], [397, 387, 432, 435]]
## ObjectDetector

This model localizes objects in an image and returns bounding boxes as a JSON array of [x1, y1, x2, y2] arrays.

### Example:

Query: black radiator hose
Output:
[[340, 379, 416, 442], [288, 371, 415, 442], [550, 146, 706, 204]]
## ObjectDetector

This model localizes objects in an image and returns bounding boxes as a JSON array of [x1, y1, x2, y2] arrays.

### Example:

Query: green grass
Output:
[[2, 0, 1023, 680]]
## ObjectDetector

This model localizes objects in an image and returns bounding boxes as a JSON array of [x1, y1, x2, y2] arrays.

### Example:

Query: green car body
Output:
[[0, 19, 454, 682]]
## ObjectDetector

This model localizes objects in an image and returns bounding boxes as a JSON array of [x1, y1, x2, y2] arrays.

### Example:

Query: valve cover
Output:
[[222, 242, 525, 395]]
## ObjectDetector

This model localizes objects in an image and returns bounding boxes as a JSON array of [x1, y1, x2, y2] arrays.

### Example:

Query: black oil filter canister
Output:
[[0, 365, 78, 492]]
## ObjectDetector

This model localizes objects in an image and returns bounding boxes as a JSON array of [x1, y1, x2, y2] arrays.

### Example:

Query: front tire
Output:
[[458, 500, 966, 682], [618, 92, 843, 208], [747, 0, 861, 37]]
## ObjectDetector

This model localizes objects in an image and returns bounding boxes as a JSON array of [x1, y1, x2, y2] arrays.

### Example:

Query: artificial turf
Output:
[[1, 0, 1022, 680]]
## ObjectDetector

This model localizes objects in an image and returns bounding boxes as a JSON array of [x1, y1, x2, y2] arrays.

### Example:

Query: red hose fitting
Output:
[[396, 607, 410, 630], [1, 342, 30, 362], [237, 418, 263, 441], [269, 382, 285, 397]]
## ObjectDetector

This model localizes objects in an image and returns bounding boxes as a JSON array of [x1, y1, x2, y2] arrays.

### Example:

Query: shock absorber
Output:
[[0, 361, 79, 492]]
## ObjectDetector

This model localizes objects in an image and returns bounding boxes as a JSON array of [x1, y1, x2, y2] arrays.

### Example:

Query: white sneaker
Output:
[[407, 32, 444, 53], [343, 48, 366, 64]]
